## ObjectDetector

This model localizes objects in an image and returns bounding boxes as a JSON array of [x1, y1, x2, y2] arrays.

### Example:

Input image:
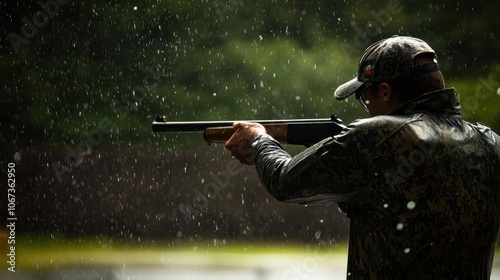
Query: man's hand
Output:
[[225, 122, 267, 165]]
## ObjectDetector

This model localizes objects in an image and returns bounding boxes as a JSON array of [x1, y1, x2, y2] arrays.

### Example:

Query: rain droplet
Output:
[[383, 203, 389, 208], [404, 248, 411, 254], [396, 223, 404, 231], [314, 230, 321, 239], [407, 201, 416, 210]]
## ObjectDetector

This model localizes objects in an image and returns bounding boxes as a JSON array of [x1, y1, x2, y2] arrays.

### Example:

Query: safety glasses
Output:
[[355, 83, 376, 112]]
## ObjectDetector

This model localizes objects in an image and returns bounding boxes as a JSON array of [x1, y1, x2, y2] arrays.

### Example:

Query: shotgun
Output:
[[152, 115, 346, 146]]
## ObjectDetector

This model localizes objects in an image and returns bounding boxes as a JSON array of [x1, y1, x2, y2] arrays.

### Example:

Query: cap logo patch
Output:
[[364, 65, 373, 77]]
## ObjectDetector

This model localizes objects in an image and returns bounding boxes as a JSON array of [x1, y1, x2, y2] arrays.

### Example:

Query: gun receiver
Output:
[[152, 115, 346, 146]]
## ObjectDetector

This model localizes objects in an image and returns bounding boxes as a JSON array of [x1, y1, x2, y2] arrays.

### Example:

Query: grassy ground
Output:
[[4, 234, 500, 275], [4, 235, 349, 272]]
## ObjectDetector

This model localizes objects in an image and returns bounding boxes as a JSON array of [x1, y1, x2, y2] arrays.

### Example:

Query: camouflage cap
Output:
[[334, 36, 439, 100]]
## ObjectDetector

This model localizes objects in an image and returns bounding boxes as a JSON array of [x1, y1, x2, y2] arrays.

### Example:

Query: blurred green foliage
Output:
[[1, 0, 499, 151]]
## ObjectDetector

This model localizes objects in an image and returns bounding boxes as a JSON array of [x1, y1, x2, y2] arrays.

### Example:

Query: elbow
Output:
[[262, 181, 290, 203], [264, 186, 288, 202], [273, 194, 288, 202], [265, 181, 301, 203]]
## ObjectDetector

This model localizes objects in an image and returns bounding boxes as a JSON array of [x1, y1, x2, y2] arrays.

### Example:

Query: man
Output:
[[225, 36, 500, 279]]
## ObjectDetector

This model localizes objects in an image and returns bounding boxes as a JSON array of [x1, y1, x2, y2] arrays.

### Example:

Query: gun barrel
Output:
[[152, 118, 333, 133]]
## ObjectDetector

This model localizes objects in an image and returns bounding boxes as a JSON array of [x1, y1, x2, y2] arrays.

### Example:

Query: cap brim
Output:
[[334, 77, 364, 100]]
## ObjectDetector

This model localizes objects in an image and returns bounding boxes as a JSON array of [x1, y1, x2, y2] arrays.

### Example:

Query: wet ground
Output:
[[4, 251, 339, 280], [3, 258, 500, 280]]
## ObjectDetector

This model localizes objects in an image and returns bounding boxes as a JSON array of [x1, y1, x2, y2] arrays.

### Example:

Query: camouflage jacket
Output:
[[252, 88, 500, 279]]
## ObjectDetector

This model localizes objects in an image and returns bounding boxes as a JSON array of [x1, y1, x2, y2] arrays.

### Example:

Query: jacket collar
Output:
[[388, 88, 462, 116]]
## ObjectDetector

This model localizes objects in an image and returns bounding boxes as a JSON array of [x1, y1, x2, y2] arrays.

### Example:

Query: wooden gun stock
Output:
[[203, 124, 289, 143]]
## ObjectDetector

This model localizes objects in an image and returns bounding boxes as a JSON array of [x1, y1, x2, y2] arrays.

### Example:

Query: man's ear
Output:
[[379, 82, 393, 101]]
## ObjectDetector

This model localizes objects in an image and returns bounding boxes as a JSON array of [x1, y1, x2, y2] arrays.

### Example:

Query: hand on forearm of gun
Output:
[[225, 122, 267, 165]]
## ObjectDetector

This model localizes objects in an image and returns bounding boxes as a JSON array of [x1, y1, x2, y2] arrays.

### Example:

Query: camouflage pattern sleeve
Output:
[[252, 127, 369, 204]]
